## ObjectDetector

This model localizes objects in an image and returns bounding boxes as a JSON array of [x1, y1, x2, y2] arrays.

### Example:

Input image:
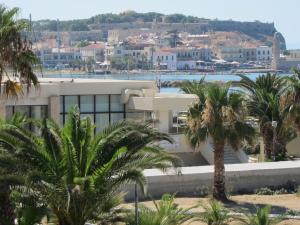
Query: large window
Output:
[[6, 105, 48, 131], [60, 94, 126, 132], [6, 105, 48, 119]]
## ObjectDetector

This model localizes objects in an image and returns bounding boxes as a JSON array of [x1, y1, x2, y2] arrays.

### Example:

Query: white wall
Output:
[[124, 161, 300, 200]]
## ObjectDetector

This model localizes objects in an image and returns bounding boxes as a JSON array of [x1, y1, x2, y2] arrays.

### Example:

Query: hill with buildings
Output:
[[31, 11, 286, 50]]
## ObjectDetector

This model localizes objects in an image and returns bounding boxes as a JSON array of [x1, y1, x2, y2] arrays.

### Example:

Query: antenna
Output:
[[56, 19, 62, 77]]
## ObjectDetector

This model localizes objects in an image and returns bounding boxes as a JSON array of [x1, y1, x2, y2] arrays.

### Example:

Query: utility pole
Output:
[[134, 183, 138, 225], [56, 19, 62, 77]]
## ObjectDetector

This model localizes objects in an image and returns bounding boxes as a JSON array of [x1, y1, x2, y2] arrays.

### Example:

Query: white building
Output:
[[152, 51, 177, 70], [0, 78, 213, 165], [256, 46, 272, 62], [216, 46, 243, 62], [35, 48, 82, 67], [171, 47, 212, 62], [177, 60, 196, 70], [80, 43, 105, 62], [105, 43, 146, 61]]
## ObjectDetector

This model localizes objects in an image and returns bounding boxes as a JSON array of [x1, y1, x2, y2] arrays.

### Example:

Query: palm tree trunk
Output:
[[213, 141, 227, 201], [262, 126, 273, 160], [0, 190, 15, 225]]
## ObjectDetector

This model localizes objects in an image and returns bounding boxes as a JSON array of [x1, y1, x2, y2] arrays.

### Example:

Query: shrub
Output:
[[254, 188, 274, 195]]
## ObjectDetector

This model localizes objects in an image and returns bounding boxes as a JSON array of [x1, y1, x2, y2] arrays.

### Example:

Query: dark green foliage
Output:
[[0, 106, 180, 225], [126, 194, 199, 225]]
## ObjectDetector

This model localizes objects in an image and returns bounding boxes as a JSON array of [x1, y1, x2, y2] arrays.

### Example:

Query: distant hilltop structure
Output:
[[272, 32, 300, 71], [32, 12, 286, 49]]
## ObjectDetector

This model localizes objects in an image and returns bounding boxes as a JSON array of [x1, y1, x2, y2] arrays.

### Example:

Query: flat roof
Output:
[[38, 77, 154, 84]]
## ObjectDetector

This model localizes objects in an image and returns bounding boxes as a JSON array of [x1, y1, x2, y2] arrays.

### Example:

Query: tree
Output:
[[166, 30, 183, 48], [0, 114, 30, 225], [198, 200, 232, 225], [238, 73, 296, 160], [285, 68, 300, 131], [244, 205, 281, 225], [0, 5, 39, 97], [182, 81, 254, 200], [126, 194, 199, 225], [0, 107, 180, 225]]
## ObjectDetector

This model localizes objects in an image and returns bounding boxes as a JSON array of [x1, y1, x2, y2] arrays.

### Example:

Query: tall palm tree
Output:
[[0, 5, 39, 97], [126, 194, 199, 225], [285, 68, 300, 131], [0, 107, 180, 225], [182, 82, 254, 200], [238, 73, 296, 160]]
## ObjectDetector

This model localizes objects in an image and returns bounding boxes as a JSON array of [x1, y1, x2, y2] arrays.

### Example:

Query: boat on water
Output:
[[93, 70, 111, 75]]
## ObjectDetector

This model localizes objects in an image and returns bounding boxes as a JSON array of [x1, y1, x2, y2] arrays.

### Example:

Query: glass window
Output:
[[111, 95, 123, 112], [5, 106, 13, 118], [65, 96, 78, 113], [111, 113, 124, 124], [31, 106, 48, 119], [80, 95, 93, 112], [96, 95, 109, 112], [60, 96, 64, 113], [14, 106, 30, 117], [60, 115, 64, 127], [95, 113, 109, 133]]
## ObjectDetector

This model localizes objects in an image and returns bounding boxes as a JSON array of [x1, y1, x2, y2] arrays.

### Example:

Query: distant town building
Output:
[[152, 50, 177, 70], [256, 46, 272, 62], [272, 32, 300, 71], [105, 43, 146, 61], [170, 47, 212, 61], [35, 47, 82, 68], [80, 43, 105, 62], [242, 48, 257, 62], [216, 46, 243, 62]]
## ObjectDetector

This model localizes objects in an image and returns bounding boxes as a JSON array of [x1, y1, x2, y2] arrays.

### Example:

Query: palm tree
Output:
[[244, 205, 281, 225], [126, 194, 199, 225], [0, 5, 39, 97], [285, 68, 300, 131], [0, 114, 30, 225], [238, 73, 296, 160], [198, 200, 232, 225], [182, 82, 254, 200], [0, 107, 180, 225]]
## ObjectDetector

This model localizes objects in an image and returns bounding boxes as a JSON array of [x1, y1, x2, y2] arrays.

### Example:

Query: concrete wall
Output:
[[287, 137, 300, 157], [124, 161, 300, 200]]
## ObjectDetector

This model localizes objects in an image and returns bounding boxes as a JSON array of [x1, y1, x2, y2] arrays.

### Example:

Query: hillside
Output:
[[31, 11, 286, 50]]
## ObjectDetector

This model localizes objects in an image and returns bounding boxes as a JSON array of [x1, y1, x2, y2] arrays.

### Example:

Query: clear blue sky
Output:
[[3, 0, 300, 49]]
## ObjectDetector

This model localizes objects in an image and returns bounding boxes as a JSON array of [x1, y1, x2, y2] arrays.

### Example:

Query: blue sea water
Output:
[[41, 73, 263, 93]]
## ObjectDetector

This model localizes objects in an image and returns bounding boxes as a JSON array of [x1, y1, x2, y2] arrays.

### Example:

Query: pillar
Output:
[[49, 96, 60, 124]]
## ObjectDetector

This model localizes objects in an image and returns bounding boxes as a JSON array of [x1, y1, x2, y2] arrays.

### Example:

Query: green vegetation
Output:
[[31, 11, 209, 32], [198, 200, 232, 225], [181, 80, 255, 200], [244, 205, 281, 225], [126, 194, 199, 225], [0, 5, 39, 97], [238, 72, 299, 161], [0, 107, 180, 225]]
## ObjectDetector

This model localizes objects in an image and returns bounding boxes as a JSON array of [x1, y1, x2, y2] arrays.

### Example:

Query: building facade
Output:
[[256, 46, 272, 62], [152, 51, 177, 70]]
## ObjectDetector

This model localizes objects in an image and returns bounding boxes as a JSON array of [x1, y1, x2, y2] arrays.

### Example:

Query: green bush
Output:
[[254, 188, 274, 195]]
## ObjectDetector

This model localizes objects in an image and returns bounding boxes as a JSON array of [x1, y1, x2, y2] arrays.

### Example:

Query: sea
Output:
[[41, 73, 263, 93]]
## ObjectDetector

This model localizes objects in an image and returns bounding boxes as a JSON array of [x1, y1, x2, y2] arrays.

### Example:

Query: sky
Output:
[[2, 0, 300, 49]]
